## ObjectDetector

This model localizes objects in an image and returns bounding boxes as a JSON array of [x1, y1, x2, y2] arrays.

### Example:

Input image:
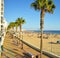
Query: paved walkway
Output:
[[1, 32, 48, 58]]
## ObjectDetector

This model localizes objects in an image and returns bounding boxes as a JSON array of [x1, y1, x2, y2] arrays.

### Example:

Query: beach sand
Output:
[[21, 32, 60, 56], [1, 32, 48, 58]]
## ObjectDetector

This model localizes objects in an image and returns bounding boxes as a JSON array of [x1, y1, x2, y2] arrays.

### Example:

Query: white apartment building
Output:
[[0, 0, 8, 37]]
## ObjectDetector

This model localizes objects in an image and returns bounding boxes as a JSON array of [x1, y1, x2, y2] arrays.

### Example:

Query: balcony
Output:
[[1, 3, 4, 7], [1, 17, 4, 24], [1, 12, 4, 15]]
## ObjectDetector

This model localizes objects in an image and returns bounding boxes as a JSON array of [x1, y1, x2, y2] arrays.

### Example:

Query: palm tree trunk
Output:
[[20, 24, 22, 32], [40, 8, 45, 58], [16, 27, 17, 32], [13, 27, 14, 31], [21, 32, 23, 49], [20, 24, 23, 49], [19, 24, 21, 37]]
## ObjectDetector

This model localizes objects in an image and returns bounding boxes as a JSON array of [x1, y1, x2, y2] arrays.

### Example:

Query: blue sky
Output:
[[4, 0, 60, 30]]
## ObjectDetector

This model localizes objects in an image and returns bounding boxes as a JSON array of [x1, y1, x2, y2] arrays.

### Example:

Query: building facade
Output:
[[0, 0, 7, 37]]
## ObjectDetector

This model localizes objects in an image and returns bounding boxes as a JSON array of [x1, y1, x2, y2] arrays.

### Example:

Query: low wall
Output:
[[21, 39, 60, 58], [42, 50, 60, 58], [13, 33, 60, 58]]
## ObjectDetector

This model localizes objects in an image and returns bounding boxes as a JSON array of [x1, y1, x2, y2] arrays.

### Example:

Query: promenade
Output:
[[1, 32, 48, 58]]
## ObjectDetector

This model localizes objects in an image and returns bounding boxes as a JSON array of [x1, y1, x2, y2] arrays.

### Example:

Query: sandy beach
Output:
[[1, 32, 48, 58], [21, 31, 60, 56]]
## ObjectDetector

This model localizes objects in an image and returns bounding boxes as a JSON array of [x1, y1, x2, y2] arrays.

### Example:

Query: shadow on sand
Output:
[[1, 47, 25, 58], [49, 42, 60, 44]]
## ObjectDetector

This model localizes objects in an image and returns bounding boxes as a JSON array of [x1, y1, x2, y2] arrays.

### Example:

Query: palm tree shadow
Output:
[[3, 47, 24, 58], [48, 42, 60, 44], [1, 52, 10, 58]]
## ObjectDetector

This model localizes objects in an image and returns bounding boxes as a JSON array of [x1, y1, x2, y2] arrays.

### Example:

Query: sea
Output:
[[33, 30, 60, 34]]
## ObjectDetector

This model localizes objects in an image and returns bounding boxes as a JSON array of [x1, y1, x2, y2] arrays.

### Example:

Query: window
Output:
[[1, 17, 4, 23], [1, 3, 3, 7], [1, 12, 3, 15], [1, 25, 3, 27], [1, 8, 3, 11]]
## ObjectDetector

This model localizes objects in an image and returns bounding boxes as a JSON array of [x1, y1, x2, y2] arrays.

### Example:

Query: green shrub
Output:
[[1, 45, 3, 51]]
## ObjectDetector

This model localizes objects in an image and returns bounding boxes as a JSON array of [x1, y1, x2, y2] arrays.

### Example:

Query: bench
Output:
[[23, 52, 34, 58], [23, 52, 40, 58]]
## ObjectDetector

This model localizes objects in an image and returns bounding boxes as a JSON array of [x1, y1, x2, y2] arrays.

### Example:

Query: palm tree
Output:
[[7, 22, 14, 30], [31, 0, 55, 58], [8, 22, 15, 31], [16, 17, 25, 32], [15, 22, 18, 32], [7, 24, 11, 30], [7, 22, 15, 39], [16, 17, 26, 49]]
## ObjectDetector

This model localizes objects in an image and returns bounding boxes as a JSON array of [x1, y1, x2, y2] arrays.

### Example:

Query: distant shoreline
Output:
[[25, 30, 60, 34]]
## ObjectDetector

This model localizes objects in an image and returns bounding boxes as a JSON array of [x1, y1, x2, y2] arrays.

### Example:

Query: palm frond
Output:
[[31, 0, 56, 13], [16, 17, 25, 25], [52, 4, 56, 8], [31, 0, 42, 10], [31, 2, 38, 10]]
